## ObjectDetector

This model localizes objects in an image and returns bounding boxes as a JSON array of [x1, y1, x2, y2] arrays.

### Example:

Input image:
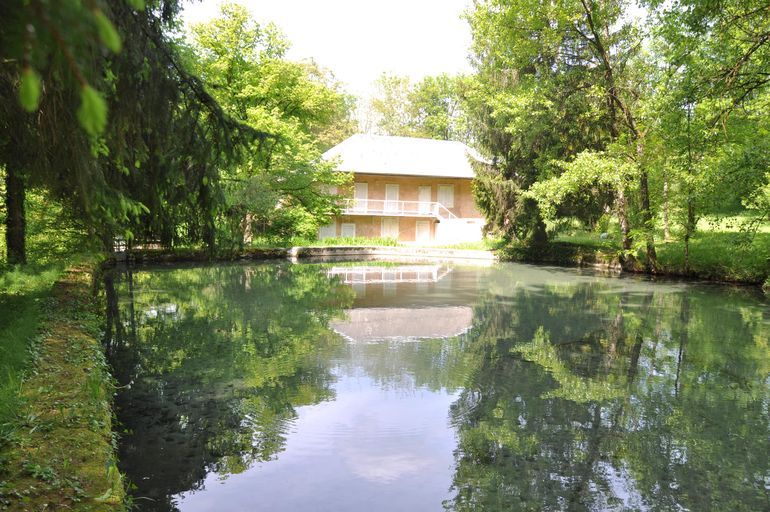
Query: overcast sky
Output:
[[182, 0, 474, 98]]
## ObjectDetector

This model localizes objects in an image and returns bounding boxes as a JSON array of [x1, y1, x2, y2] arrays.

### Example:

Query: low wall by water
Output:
[[111, 245, 497, 266], [289, 245, 496, 262]]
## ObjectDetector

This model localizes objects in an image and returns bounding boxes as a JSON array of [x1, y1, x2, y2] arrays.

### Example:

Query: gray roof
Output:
[[323, 134, 481, 179]]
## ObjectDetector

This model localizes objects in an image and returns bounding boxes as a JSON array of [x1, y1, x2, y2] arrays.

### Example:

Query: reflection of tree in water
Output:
[[104, 263, 354, 511], [447, 278, 769, 511]]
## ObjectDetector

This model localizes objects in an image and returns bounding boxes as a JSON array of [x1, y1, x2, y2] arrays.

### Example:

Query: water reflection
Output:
[[106, 262, 770, 511]]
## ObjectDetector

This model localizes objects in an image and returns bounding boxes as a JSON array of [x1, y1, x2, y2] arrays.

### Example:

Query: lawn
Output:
[[553, 214, 770, 284]]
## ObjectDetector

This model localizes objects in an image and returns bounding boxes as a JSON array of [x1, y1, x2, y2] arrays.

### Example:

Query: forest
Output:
[[1, 0, 768, 281]]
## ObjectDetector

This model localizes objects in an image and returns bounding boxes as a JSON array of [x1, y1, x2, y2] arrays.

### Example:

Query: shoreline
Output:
[[107, 244, 767, 288]]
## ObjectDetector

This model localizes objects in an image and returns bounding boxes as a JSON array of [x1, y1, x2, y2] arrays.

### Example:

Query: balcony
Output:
[[327, 264, 453, 284], [340, 198, 457, 220]]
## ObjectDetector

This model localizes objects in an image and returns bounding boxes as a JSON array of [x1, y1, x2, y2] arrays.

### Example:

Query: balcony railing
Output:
[[327, 265, 453, 284], [340, 198, 457, 220]]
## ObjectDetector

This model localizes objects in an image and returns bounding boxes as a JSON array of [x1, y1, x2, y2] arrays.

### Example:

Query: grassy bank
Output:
[[0, 265, 63, 442], [519, 214, 770, 285], [0, 258, 124, 511]]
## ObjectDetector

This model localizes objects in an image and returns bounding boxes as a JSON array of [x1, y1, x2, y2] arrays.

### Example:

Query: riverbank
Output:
[[111, 245, 497, 266], [0, 258, 123, 511], [499, 238, 769, 287], [112, 239, 769, 288]]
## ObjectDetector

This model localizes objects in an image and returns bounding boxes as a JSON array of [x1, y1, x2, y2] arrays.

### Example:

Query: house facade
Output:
[[319, 134, 486, 243]]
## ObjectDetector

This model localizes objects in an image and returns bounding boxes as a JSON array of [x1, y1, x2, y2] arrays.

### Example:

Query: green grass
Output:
[[0, 258, 124, 509], [552, 213, 770, 283], [0, 264, 63, 442], [425, 238, 503, 251]]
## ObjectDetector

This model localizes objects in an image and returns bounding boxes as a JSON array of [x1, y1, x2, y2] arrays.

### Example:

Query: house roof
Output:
[[323, 134, 482, 179], [329, 306, 473, 342]]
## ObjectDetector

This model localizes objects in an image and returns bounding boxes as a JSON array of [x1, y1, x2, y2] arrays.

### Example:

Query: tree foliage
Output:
[[465, 0, 770, 268], [368, 72, 471, 142], [0, 0, 256, 262], [189, 3, 355, 244], [1, 1, 356, 263]]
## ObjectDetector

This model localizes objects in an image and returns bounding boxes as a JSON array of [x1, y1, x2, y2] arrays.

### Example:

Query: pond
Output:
[[104, 261, 770, 511]]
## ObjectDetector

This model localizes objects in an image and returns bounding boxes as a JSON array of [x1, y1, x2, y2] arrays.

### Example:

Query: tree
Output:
[[408, 74, 470, 141], [644, 0, 770, 266], [369, 73, 415, 137], [0, 0, 255, 262], [189, 3, 355, 244], [465, 1, 621, 246], [466, 0, 668, 267], [366, 72, 470, 142]]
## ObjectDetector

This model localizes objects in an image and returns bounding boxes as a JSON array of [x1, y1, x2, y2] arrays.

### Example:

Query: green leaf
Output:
[[19, 67, 42, 112], [77, 85, 108, 136], [126, 0, 145, 9], [93, 10, 122, 53]]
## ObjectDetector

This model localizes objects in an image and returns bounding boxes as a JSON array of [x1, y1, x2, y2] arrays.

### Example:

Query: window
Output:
[[354, 183, 368, 211], [341, 223, 356, 237], [385, 184, 399, 212], [381, 217, 399, 239], [318, 221, 337, 239], [437, 184, 454, 208]]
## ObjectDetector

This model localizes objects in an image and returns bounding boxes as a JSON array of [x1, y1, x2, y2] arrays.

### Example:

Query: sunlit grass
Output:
[[424, 238, 502, 251], [552, 213, 770, 283]]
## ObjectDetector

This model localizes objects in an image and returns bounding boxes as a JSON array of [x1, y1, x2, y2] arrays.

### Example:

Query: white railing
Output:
[[327, 265, 453, 284], [340, 198, 457, 220]]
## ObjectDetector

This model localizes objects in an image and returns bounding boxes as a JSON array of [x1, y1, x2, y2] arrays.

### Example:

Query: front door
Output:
[[418, 186, 431, 214], [385, 184, 399, 212], [416, 221, 431, 243], [381, 217, 399, 239]]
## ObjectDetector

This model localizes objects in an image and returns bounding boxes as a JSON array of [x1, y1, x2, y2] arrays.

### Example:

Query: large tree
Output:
[[0, 0, 254, 263], [189, 3, 355, 244], [367, 72, 470, 142]]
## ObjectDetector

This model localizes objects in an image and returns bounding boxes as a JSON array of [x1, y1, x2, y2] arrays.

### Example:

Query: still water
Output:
[[104, 261, 770, 511]]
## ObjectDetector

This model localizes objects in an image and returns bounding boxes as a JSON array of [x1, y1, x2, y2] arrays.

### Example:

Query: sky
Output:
[[181, 0, 474, 98]]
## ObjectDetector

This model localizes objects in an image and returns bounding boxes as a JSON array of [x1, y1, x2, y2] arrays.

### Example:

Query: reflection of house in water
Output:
[[328, 264, 474, 343], [331, 307, 473, 342], [327, 264, 452, 285]]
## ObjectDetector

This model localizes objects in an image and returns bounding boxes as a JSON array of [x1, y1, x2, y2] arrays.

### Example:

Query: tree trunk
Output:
[[4, 164, 26, 264], [663, 176, 671, 242], [639, 168, 658, 271], [242, 212, 254, 245], [616, 188, 632, 251], [684, 197, 695, 273]]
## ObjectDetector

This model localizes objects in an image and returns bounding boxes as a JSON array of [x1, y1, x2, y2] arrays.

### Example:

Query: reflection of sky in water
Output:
[[109, 262, 770, 512], [174, 373, 458, 512]]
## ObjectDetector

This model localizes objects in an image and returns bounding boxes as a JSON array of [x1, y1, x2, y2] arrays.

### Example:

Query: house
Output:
[[319, 134, 486, 243], [326, 263, 474, 342]]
